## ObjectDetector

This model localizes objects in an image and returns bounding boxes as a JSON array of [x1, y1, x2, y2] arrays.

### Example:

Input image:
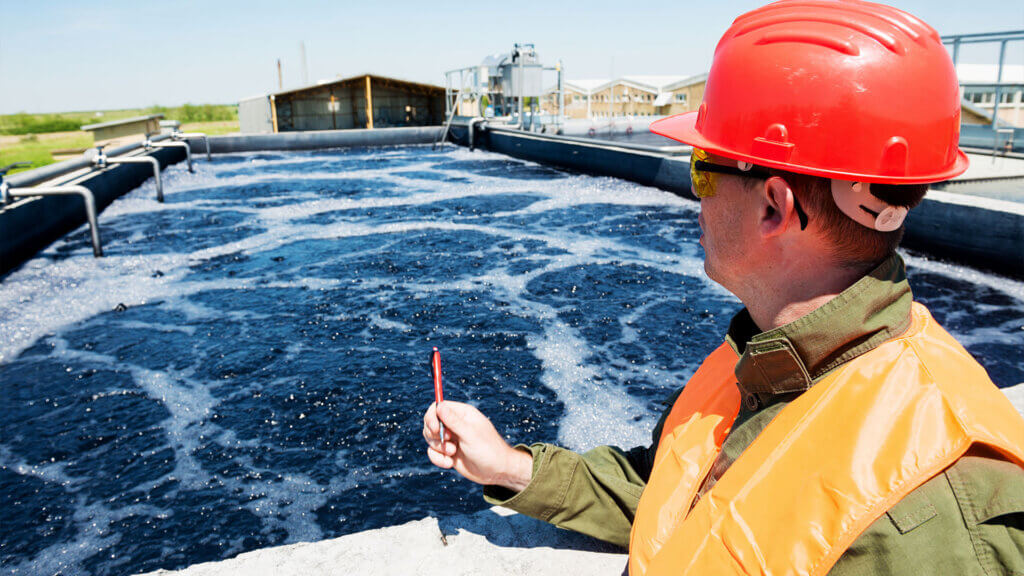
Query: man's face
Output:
[[693, 151, 762, 292]]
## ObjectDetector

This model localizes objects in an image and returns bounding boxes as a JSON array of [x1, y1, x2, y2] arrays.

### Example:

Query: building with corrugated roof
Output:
[[239, 74, 445, 133]]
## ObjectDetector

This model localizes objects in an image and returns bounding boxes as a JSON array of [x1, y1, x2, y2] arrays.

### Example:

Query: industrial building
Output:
[[239, 74, 445, 133], [444, 44, 562, 130], [546, 62, 1020, 131], [543, 74, 707, 120], [957, 63, 1023, 127]]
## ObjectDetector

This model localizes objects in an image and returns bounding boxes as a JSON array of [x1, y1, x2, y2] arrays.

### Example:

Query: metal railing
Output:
[[434, 87, 464, 150], [144, 135, 193, 173], [1, 163, 104, 257], [171, 129, 211, 161], [943, 30, 1024, 129], [89, 145, 164, 202], [1, 133, 194, 258]]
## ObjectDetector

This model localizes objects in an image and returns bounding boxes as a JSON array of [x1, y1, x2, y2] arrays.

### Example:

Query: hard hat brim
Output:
[[649, 113, 970, 185]]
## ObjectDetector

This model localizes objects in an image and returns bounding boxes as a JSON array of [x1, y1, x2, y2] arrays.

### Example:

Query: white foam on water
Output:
[[0, 444, 73, 487], [0, 252, 192, 363], [40, 336, 217, 489], [6, 498, 168, 576], [527, 313, 651, 450]]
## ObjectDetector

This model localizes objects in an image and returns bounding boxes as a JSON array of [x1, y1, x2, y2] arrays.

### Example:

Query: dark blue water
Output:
[[1, 146, 1021, 575]]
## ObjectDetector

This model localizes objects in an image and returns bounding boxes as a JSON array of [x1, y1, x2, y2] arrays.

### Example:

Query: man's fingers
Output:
[[423, 425, 439, 449], [423, 423, 457, 454], [423, 402, 440, 435], [427, 446, 453, 469], [436, 401, 474, 435]]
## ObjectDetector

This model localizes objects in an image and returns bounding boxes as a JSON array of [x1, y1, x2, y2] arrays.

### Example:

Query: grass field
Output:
[[0, 104, 237, 136], [0, 105, 239, 174], [0, 133, 96, 174]]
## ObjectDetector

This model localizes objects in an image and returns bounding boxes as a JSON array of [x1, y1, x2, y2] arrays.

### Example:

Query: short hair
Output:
[[752, 169, 928, 270]]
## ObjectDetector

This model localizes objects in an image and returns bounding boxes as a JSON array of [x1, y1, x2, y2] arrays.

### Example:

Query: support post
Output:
[[993, 40, 1007, 129], [270, 95, 279, 133], [365, 76, 374, 129], [147, 140, 193, 173], [518, 52, 524, 130], [557, 60, 564, 132], [106, 155, 163, 202], [176, 132, 212, 161]]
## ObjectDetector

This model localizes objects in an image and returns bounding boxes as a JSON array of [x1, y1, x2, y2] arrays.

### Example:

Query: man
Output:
[[423, 1, 1024, 574]]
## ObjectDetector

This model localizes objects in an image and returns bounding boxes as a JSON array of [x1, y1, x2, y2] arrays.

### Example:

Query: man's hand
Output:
[[422, 401, 533, 493]]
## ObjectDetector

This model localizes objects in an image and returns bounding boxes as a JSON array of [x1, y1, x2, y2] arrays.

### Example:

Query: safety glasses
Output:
[[689, 148, 808, 230]]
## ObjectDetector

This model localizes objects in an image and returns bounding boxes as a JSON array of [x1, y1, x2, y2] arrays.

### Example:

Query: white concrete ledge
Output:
[[138, 507, 626, 576]]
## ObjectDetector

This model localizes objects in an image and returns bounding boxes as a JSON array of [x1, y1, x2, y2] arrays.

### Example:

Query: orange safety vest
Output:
[[629, 303, 1024, 576]]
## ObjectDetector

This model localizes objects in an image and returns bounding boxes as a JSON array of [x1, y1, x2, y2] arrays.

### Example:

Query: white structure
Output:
[[957, 63, 1024, 127], [137, 506, 626, 576], [238, 94, 274, 134]]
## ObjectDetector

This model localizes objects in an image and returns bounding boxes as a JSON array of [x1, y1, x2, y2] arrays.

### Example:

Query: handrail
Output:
[[434, 86, 463, 150], [174, 131, 211, 161], [0, 132, 197, 261], [89, 145, 164, 202], [1, 183, 103, 257], [5, 134, 172, 189], [941, 30, 1023, 44], [144, 135, 193, 173]]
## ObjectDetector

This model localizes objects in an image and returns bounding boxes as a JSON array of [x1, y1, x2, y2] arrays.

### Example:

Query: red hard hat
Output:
[[651, 0, 969, 184]]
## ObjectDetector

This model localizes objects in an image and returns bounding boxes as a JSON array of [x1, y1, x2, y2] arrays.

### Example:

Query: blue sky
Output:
[[1, 0, 1021, 114]]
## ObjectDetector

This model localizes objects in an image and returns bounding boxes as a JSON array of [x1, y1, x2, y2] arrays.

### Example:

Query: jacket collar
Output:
[[725, 254, 913, 408]]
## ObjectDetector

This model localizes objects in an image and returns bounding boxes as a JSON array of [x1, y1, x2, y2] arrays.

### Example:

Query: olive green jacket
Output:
[[485, 255, 1024, 575]]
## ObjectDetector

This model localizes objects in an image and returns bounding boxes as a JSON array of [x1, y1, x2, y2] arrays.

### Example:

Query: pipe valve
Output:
[[87, 145, 109, 168], [1, 161, 33, 202]]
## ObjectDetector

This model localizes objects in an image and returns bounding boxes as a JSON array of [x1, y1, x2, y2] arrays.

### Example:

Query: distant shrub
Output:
[[0, 113, 81, 135], [167, 104, 236, 123], [0, 104, 238, 136]]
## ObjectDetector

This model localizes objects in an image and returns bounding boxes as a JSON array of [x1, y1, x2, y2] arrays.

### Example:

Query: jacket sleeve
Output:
[[481, 389, 683, 549]]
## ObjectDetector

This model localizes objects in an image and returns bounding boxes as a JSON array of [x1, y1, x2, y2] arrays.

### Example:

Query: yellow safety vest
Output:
[[629, 303, 1024, 576]]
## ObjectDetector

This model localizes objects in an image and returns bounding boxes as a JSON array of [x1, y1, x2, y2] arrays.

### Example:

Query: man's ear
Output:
[[760, 176, 799, 238]]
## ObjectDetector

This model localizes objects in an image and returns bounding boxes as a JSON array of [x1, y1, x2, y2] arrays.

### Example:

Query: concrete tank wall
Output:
[[903, 190, 1024, 274], [453, 123, 1024, 279], [182, 126, 441, 154]]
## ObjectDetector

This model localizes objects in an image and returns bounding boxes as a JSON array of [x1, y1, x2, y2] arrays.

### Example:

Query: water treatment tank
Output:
[[500, 44, 544, 98]]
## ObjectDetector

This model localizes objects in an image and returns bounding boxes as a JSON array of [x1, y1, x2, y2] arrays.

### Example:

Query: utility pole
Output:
[[277, 59, 283, 91]]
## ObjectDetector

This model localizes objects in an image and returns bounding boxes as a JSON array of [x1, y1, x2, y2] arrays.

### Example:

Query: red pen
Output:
[[431, 347, 446, 444]]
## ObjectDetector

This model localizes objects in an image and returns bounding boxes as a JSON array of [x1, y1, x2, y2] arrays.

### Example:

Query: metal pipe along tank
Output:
[[146, 138, 193, 173], [3, 185, 103, 256]]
